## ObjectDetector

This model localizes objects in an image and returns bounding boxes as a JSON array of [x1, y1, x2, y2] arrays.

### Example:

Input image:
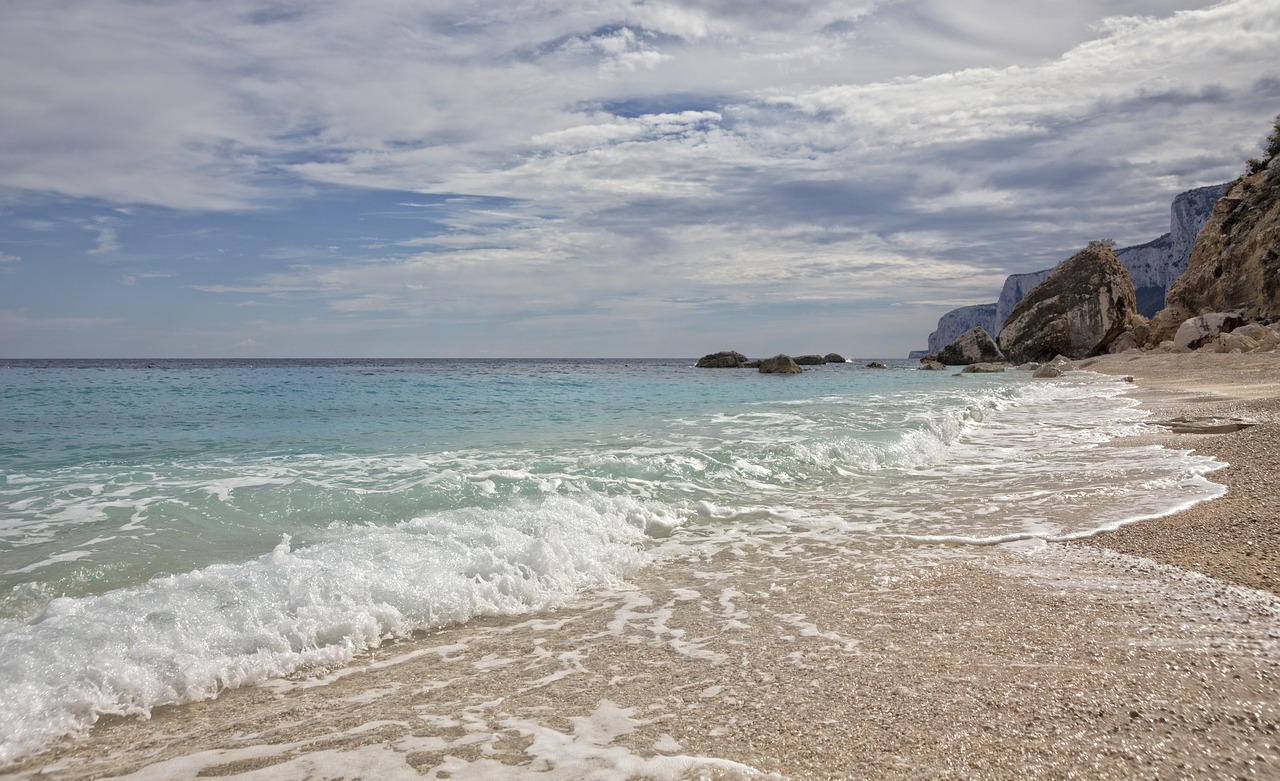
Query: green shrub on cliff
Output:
[[1244, 113, 1280, 176]]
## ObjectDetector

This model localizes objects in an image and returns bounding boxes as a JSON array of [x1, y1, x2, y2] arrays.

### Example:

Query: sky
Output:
[[1, 0, 1277, 359]]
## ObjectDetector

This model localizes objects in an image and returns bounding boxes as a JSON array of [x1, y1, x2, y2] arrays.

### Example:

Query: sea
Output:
[[0, 358, 1228, 774]]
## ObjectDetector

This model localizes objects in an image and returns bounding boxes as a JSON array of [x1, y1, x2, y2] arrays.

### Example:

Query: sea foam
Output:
[[0, 493, 661, 764]]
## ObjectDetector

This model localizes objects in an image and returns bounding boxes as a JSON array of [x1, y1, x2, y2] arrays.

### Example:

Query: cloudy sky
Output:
[[1, 0, 1277, 358]]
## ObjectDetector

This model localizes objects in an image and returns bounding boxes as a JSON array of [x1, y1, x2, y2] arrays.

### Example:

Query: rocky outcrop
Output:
[[998, 243, 1141, 364], [1148, 157, 1280, 343], [936, 328, 1006, 366], [824, 353, 847, 363], [696, 351, 748, 368], [925, 304, 998, 354], [758, 354, 803, 374], [793, 355, 827, 365]]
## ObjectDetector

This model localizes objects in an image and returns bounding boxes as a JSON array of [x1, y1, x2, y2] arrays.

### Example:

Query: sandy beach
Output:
[[4, 352, 1280, 781]]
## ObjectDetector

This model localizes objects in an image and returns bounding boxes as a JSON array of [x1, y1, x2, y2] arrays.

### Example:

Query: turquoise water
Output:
[[0, 358, 1224, 763]]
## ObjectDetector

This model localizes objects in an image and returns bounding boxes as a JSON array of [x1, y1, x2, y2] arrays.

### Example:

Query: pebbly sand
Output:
[[4, 352, 1280, 780]]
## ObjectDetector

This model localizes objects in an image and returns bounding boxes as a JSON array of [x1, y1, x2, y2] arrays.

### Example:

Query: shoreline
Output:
[[1070, 351, 1280, 596], [3, 353, 1279, 779]]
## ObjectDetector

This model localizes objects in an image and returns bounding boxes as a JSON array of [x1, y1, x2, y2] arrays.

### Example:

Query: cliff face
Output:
[[920, 184, 1227, 356], [1115, 233, 1172, 318], [926, 303, 997, 354], [1148, 157, 1280, 342], [994, 270, 1052, 335], [1171, 183, 1232, 279]]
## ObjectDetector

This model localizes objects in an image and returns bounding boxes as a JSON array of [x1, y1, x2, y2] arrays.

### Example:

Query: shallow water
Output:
[[0, 359, 1228, 767]]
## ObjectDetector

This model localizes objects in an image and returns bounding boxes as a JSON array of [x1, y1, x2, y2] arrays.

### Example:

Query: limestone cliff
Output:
[[994, 270, 1052, 335], [918, 184, 1226, 356], [925, 303, 997, 354], [1148, 156, 1280, 342]]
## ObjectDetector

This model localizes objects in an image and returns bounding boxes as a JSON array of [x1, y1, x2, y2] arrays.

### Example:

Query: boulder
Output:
[[824, 353, 848, 363], [937, 327, 1006, 366], [960, 362, 1006, 373], [793, 355, 827, 365], [1173, 313, 1247, 351], [758, 354, 803, 374], [918, 358, 947, 371], [696, 350, 748, 368], [998, 242, 1141, 364], [1032, 365, 1064, 378]]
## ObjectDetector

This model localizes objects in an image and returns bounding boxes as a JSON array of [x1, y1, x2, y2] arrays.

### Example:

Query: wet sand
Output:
[[4, 351, 1280, 780], [1072, 351, 1280, 596]]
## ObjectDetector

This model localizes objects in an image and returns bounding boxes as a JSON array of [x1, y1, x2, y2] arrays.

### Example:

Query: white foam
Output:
[[0, 494, 664, 765]]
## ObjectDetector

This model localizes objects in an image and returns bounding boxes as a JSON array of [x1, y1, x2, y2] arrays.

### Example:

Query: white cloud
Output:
[[1, 0, 1277, 356]]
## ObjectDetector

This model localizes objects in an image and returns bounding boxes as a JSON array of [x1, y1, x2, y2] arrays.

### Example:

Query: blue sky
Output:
[[1, 0, 1277, 358]]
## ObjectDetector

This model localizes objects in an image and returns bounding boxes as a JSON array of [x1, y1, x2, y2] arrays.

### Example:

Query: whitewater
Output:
[[0, 358, 1225, 767]]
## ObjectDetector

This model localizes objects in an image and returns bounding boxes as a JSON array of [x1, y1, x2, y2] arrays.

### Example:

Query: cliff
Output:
[[1147, 156, 1280, 342], [994, 270, 1052, 335], [926, 304, 997, 354], [920, 183, 1227, 355]]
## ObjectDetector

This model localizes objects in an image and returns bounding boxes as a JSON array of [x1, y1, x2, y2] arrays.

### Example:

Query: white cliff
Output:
[[918, 183, 1228, 355], [926, 303, 997, 354]]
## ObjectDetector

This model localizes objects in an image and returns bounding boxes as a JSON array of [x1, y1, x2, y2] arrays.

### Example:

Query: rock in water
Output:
[[696, 351, 748, 368], [758, 354, 803, 374], [936, 327, 1006, 365], [793, 355, 827, 365], [824, 353, 847, 363], [998, 243, 1140, 364]]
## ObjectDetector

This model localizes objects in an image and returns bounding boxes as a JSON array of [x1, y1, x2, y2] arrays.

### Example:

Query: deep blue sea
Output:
[[0, 358, 1224, 764]]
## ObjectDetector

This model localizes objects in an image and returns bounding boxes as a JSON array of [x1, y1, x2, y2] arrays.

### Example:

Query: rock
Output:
[[1032, 365, 1064, 378], [998, 242, 1141, 364], [696, 350, 749, 368], [793, 355, 827, 365], [865, 361, 888, 369], [758, 354, 803, 374], [824, 353, 848, 363], [937, 327, 1006, 365], [1148, 154, 1280, 344], [961, 362, 1006, 373], [1153, 416, 1258, 434], [918, 359, 947, 371], [1173, 312, 1246, 351], [926, 304, 999, 354]]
